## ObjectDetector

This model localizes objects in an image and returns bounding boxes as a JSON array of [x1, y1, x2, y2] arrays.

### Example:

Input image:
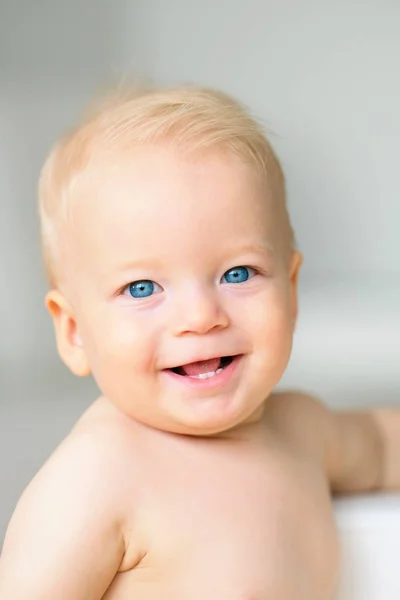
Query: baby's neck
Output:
[[93, 395, 267, 444]]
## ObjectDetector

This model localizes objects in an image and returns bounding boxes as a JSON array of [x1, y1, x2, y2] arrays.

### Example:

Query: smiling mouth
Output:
[[168, 356, 234, 379]]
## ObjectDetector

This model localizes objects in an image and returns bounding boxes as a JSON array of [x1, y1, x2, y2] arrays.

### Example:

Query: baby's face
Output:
[[56, 145, 301, 436]]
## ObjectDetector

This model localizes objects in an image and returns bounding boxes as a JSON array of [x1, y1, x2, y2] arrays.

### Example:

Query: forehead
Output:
[[67, 146, 277, 271]]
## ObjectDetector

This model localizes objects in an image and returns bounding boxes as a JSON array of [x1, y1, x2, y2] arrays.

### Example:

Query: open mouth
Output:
[[168, 356, 234, 380]]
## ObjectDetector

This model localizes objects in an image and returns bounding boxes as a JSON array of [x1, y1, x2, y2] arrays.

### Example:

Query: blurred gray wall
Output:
[[1, 0, 399, 545], [0, 1, 125, 368]]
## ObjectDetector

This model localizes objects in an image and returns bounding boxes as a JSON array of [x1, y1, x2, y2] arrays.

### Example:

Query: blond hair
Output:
[[38, 84, 295, 286]]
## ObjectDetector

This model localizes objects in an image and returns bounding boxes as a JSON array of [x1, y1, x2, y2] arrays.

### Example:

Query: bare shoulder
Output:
[[59, 396, 144, 517], [17, 396, 139, 537], [0, 398, 145, 598], [42, 396, 137, 482], [264, 390, 336, 469]]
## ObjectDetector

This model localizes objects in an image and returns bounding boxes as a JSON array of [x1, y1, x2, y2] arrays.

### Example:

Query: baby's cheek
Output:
[[250, 294, 294, 362], [102, 316, 158, 371], [247, 287, 291, 335], [88, 324, 157, 402]]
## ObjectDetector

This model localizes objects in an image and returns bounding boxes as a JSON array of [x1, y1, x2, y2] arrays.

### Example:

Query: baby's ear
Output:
[[45, 290, 91, 377], [289, 251, 303, 326]]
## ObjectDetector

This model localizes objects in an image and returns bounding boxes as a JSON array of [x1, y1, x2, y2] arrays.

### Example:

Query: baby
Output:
[[0, 85, 399, 600]]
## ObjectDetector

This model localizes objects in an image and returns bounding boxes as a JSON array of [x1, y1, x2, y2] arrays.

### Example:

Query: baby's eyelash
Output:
[[248, 265, 270, 277], [246, 265, 261, 275], [229, 265, 265, 276]]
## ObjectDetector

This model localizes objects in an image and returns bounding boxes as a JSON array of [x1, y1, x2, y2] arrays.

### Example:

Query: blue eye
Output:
[[222, 266, 254, 284], [125, 280, 162, 299]]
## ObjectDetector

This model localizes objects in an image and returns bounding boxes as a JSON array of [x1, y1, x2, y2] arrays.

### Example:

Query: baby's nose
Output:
[[171, 288, 229, 336]]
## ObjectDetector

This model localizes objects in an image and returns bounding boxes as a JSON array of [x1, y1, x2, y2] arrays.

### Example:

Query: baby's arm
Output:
[[332, 406, 400, 492], [0, 429, 129, 599], [268, 391, 400, 494]]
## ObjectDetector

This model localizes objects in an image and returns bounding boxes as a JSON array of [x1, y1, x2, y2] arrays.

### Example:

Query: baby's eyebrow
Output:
[[114, 258, 164, 273], [220, 241, 276, 263], [234, 242, 275, 256]]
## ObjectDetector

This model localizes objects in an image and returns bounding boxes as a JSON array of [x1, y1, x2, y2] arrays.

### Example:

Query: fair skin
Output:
[[0, 145, 397, 600]]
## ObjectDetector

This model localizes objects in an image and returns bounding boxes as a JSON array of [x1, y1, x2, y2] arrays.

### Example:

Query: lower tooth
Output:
[[189, 368, 223, 380]]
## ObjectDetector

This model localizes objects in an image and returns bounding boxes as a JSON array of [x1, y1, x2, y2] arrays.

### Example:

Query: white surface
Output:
[[333, 494, 400, 599]]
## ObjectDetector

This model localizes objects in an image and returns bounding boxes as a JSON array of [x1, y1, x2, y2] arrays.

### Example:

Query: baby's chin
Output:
[[111, 399, 266, 439]]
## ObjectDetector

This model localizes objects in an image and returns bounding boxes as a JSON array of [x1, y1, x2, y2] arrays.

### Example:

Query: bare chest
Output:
[[104, 442, 340, 600]]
